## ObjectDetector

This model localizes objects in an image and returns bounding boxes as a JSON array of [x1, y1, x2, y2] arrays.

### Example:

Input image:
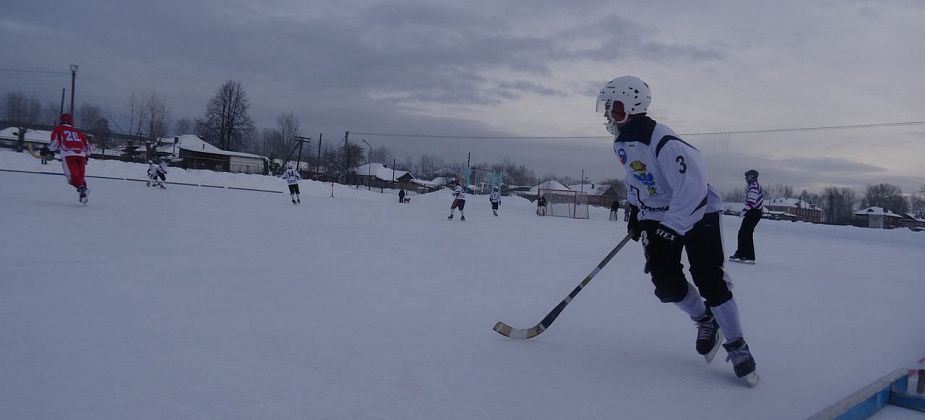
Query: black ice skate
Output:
[[448, 214, 454, 220], [78, 186, 89, 205], [723, 338, 758, 387], [693, 310, 723, 363], [460, 216, 466, 221]]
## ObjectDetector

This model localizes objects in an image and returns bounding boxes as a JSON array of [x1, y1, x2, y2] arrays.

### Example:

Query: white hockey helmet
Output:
[[287, 162, 295, 169], [595, 76, 651, 133]]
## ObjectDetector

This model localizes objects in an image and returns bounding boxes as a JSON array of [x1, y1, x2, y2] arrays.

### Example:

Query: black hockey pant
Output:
[[641, 211, 732, 307], [735, 209, 761, 260]]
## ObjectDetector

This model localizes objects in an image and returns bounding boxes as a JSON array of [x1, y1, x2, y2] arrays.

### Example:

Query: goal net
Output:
[[539, 188, 590, 219], [465, 167, 503, 194]]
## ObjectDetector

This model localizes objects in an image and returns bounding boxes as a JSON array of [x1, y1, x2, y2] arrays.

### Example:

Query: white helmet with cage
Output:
[[595, 76, 651, 134]]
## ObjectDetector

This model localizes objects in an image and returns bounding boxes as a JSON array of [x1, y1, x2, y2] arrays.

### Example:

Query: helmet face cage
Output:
[[595, 76, 651, 132], [745, 170, 759, 181]]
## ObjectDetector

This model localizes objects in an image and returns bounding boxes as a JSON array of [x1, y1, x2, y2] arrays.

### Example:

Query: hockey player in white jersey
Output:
[[281, 163, 301, 204], [154, 158, 168, 189], [489, 186, 501, 216], [146, 161, 157, 187], [447, 179, 466, 221], [597, 75, 757, 386]]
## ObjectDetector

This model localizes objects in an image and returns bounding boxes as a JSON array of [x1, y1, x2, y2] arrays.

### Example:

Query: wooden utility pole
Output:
[[293, 135, 311, 173]]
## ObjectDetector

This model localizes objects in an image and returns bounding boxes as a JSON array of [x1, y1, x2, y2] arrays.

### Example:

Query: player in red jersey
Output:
[[47, 113, 92, 204]]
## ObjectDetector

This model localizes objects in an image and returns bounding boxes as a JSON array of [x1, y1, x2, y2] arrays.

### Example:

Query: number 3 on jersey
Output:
[[675, 156, 687, 174]]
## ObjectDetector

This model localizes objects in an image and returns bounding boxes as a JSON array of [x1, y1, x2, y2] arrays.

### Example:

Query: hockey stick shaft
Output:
[[493, 234, 633, 339]]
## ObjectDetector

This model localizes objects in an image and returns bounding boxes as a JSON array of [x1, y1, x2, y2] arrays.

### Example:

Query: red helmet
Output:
[[59, 113, 73, 125]]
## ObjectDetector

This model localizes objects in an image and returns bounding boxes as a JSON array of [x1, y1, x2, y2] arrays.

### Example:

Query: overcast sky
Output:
[[2, 0, 923, 193]]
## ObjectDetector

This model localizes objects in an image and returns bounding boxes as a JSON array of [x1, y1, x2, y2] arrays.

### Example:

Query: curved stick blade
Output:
[[493, 321, 543, 339]]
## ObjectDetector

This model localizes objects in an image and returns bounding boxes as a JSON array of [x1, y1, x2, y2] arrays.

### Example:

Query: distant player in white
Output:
[[146, 161, 157, 187], [489, 186, 501, 216], [447, 179, 466, 221], [155, 158, 168, 189], [281, 163, 301, 204], [597, 75, 757, 385]]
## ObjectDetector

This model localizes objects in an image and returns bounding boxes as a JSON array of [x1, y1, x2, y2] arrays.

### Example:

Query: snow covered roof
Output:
[[529, 179, 569, 193], [854, 207, 902, 217], [354, 163, 414, 181], [0, 127, 52, 144], [567, 183, 615, 196], [155, 135, 264, 160], [410, 178, 442, 188]]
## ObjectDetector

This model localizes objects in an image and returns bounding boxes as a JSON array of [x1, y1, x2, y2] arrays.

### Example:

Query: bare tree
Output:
[[765, 184, 794, 200], [174, 117, 194, 136], [42, 101, 60, 126], [76, 103, 105, 130], [259, 128, 287, 165], [126, 93, 144, 138], [77, 103, 111, 150], [822, 186, 857, 224], [723, 187, 745, 203], [369, 145, 393, 164], [201, 80, 254, 151], [3, 92, 43, 151], [417, 153, 447, 178], [861, 183, 908, 214], [911, 185, 925, 218], [141, 93, 170, 141], [276, 112, 300, 159]]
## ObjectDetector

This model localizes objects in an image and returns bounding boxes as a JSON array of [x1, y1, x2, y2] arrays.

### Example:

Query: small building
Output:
[[354, 162, 415, 190], [161, 135, 267, 175], [853, 207, 903, 229], [568, 183, 619, 207], [899, 213, 925, 231], [765, 198, 824, 223]]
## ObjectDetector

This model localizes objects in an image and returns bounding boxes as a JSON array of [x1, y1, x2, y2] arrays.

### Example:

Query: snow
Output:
[[1, 150, 924, 419], [0, 127, 52, 144], [856, 206, 903, 218]]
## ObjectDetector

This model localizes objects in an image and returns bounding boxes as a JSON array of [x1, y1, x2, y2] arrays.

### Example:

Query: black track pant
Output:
[[641, 211, 732, 307], [735, 209, 762, 260]]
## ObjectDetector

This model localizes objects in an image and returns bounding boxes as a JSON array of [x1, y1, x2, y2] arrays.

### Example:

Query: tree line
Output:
[[3, 82, 922, 217], [723, 183, 925, 224]]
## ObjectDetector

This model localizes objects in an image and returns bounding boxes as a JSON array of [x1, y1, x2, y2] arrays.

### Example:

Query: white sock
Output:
[[712, 298, 744, 342], [674, 283, 707, 319]]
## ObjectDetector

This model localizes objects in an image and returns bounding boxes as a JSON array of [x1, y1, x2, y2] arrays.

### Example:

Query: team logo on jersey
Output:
[[629, 160, 658, 195], [617, 148, 627, 165]]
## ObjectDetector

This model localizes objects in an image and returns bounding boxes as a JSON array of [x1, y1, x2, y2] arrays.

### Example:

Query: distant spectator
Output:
[[731, 170, 763, 264], [609, 198, 620, 221]]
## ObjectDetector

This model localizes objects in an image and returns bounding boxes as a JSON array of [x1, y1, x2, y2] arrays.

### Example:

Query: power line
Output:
[[0, 67, 70, 75], [352, 120, 925, 140]]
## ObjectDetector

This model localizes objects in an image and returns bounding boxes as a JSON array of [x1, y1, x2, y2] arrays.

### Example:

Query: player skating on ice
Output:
[[47, 113, 91, 204], [146, 161, 157, 187], [730, 170, 763, 264], [597, 75, 757, 386], [489, 186, 501, 216], [447, 179, 466, 221], [156, 158, 168, 188], [281, 163, 301, 204]]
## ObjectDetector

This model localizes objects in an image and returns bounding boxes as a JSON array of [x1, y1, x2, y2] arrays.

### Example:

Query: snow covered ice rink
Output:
[[1, 154, 924, 419]]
